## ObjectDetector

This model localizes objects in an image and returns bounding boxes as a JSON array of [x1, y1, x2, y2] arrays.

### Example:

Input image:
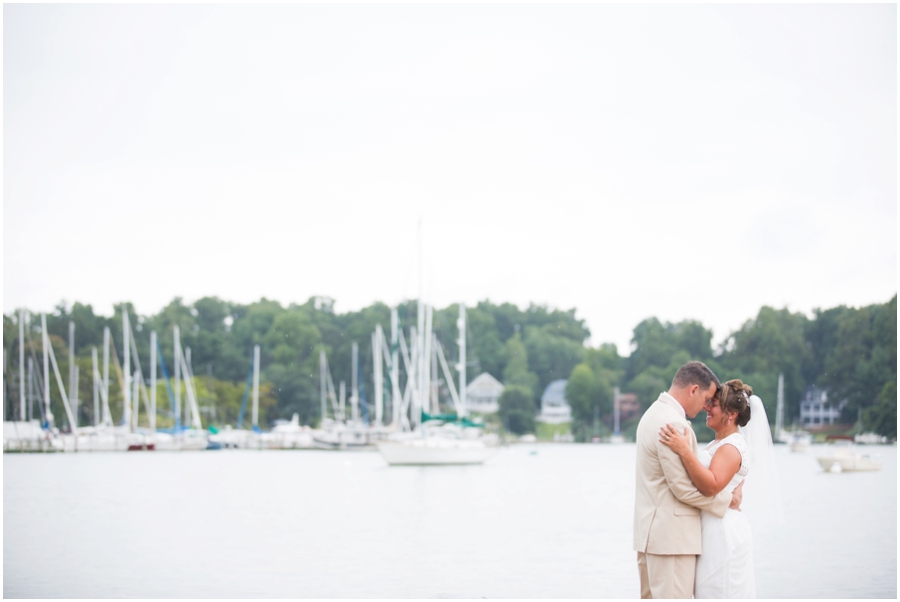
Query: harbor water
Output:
[[4, 443, 896, 598]]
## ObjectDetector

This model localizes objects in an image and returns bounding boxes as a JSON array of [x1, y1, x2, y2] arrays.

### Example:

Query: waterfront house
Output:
[[618, 392, 641, 422], [538, 379, 572, 424], [799, 386, 846, 427], [465, 373, 504, 414]]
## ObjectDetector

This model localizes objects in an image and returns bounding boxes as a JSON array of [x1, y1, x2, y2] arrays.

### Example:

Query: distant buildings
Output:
[[617, 392, 641, 422], [538, 379, 572, 424], [799, 386, 846, 427], [465, 373, 504, 414]]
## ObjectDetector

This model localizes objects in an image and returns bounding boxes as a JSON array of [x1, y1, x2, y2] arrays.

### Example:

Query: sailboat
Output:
[[138, 323, 213, 451], [258, 413, 314, 449], [376, 303, 497, 466], [3, 310, 63, 452], [771, 374, 812, 453], [64, 311, 157, 452], [207, 345, 261, 449], [312, 348, 375, 450]]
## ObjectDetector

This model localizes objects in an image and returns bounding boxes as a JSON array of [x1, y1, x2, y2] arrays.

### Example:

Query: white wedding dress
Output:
[[695, 433, 756, 598]]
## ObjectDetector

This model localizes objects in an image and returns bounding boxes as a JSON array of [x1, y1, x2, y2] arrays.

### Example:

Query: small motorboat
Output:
[[854, 432, 888, 444], [789, 430, 812, 453], [817, 441, 882, 472]]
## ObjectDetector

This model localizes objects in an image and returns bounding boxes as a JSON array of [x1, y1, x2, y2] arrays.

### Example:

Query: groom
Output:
[[633, 361, 740, 599]]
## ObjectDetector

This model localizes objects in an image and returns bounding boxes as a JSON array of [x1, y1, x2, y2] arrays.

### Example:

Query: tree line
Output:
[[2, 294, 896, 440]]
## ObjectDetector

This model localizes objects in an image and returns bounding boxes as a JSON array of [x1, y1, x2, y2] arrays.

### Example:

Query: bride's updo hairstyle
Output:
[[717, 379, 753, 427]]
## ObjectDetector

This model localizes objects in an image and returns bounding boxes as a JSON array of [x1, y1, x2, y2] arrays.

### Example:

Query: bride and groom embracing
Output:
[[633, 361, 781, 599]]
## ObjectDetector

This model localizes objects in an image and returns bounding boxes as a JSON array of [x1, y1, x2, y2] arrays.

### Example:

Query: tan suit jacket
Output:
[[633, 393, 730, 555]]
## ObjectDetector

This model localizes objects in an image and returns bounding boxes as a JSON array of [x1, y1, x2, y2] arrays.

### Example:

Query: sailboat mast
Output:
[[430, 333, 439, 413], [185, 347, 192, 428], [373, 326, 383, 426], [73, 365, 79, 430], [150, 331, 157, 431], [27, 356, 34, 421], [174, 326, 181, 430], [410, 326, 419, 429], [92, 348, 100, 426], [417, 314, 425, 428], [351, 342, 359, 423], [102, 327, 110, 425], [458, 303, 467, 417], [123, 310, 131, 431], [41, 314, 76, 430], [423, 305, 433, 415], [390, 308, 400, 428], [69, 322, 76, 426], [320, 349, 327, 424], [251, 344, 260, 430], [19, 310, 26, 420], [132, 370, 140, 429], [42, 314, 53, 428]]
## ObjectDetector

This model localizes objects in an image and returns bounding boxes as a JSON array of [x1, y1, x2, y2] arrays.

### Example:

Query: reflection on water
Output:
[[3, 444, 896, 598]]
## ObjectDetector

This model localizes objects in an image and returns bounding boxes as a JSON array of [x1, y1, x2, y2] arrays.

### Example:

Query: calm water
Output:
[[4, 443, 896, 598]]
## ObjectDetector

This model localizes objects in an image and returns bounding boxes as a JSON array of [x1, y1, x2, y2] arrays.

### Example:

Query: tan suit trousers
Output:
[[637, 551, 695, 599]]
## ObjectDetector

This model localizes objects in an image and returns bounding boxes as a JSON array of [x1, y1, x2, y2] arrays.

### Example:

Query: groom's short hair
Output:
[[672, 361, 720, 390]]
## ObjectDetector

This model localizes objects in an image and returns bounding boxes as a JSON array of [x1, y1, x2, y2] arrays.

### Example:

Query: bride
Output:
[[658, 379, 781, 599]]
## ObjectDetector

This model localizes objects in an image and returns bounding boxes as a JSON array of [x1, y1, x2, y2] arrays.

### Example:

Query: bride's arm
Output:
[[659, 424, 742, 497]]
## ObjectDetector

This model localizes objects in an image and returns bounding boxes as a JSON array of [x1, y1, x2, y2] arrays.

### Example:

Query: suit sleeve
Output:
[[658, 425, 731, 518]]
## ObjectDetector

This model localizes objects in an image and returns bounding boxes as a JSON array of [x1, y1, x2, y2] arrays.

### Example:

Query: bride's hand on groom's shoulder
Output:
[[658, 423, 691, 456]]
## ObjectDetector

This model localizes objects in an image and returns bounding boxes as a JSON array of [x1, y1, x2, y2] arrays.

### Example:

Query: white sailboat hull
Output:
[[259, 431, 314, 450], [311, 421, 379, 450], [3, 421, 62, 453], [377, 440, 497, 465], [63, 433, 130, 452], [53, 429, 211, 452]]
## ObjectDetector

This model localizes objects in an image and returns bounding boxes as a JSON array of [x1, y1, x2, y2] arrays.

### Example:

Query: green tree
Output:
[[627, 318, 715, 383], [498, 384, 536, 435], [464, 304, 507, 379], [523, 325, 585, 398], [502, 333, 539, 399], [862, 380, 897, 440], [565, 363, 596, 425], [718, 307, 810, 424], [820, 296, 897, 421]]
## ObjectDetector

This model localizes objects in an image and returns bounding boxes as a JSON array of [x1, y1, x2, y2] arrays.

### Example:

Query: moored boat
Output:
[[817, 441, 882, 472], [312, 419, 374, 450], [3, 420, 63, 453], [377, 420, 497, 466], [377, 437, 496, 465], [854, 432, 888, 445], [789, 430, 812, 453]]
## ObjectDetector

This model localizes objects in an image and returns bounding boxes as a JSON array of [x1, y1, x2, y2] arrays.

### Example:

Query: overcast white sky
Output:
[[4, 4, 897, 353]]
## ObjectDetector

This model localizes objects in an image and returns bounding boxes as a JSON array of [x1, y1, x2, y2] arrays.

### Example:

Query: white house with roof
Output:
[[800, 386, 846, 427], [465, 373, 504, 414], [538, 379, 572, 424]]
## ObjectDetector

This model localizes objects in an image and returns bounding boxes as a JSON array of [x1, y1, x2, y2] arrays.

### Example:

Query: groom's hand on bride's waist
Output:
[[729, 480, 744, 511]]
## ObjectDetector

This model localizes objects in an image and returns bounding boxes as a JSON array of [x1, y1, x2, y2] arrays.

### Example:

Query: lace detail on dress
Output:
[[704, 432, 750, 477]]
